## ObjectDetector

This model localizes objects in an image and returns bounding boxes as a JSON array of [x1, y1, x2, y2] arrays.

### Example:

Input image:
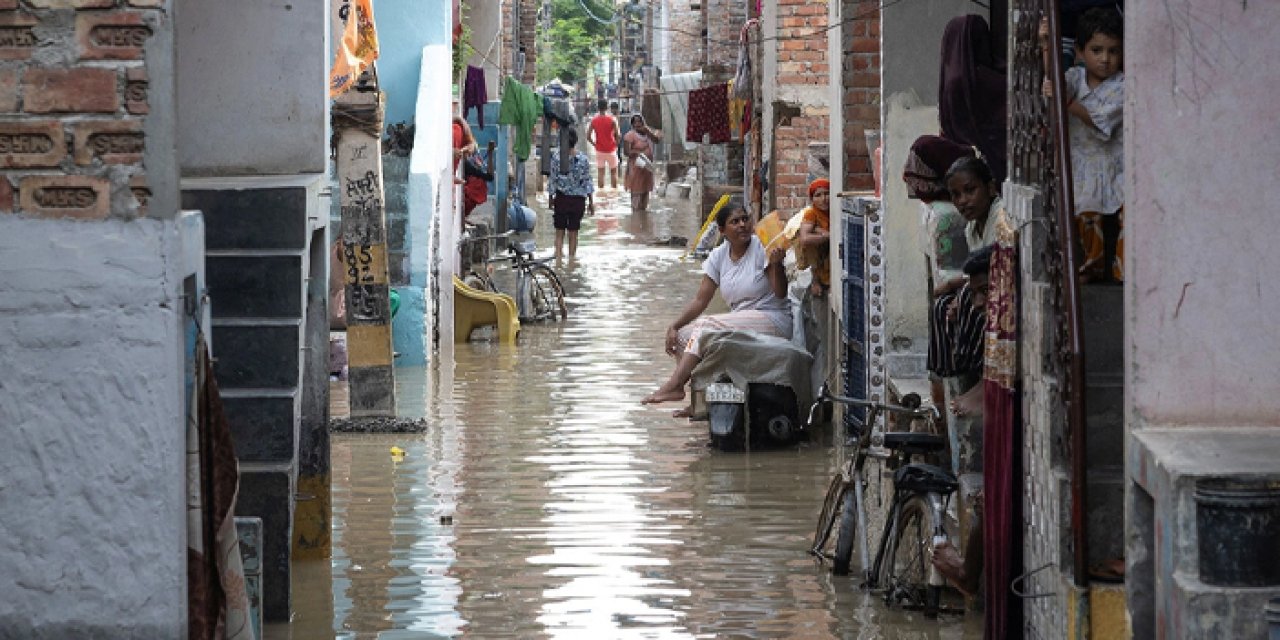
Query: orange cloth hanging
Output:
[[329, 0, 380, 98]]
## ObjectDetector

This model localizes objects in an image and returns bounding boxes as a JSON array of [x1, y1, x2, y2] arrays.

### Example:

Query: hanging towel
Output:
[[686, 83, 731, 145], [464, 65, 488, 128], [498, 76, 542, 161]]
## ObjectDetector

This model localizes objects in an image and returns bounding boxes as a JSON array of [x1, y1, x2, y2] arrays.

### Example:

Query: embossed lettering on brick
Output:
[[77, 13, 150, 60], [0, 121, 67, 168], [18, 176, 109, 219], [125, 68, 148, 114], [73, 121, 143, 165], [0, 13, 38, 60]]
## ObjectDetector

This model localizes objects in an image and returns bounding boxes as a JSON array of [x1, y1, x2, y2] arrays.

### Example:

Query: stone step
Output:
[[206, 255, 303, 319], [212, 324, 301, 389], [221, 393, 299, 464], [182, 186, 310, 251], [1086, 374, 1124, 468], [235, 467, 295, 622], [1081, 283, 1123, 376], [1087, 467, 1126, 567]]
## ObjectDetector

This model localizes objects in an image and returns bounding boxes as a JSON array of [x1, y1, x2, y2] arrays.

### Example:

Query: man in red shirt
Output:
[[586, 99, 621, 189]]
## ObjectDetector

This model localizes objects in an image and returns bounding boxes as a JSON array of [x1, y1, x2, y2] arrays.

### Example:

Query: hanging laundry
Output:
[[498, 76, 541, 161], [686, 83, 731, 145], [464, 65, 488, 128], [329, 0, 379, 98], [728, 81, 749, 142]]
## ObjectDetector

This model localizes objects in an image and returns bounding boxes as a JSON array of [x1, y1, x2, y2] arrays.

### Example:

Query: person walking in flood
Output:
[[587, 99, 621, 190], [623, 114, 663, 213], [548, 128, 596, 261], [641, 204, 790, 406]]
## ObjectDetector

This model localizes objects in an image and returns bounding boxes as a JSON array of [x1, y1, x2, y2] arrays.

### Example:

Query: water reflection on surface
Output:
[[279, 190, 980, 639]]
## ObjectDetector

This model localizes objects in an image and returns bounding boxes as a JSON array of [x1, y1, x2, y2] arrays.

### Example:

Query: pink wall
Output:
[[1126, 0, 1280, 428]]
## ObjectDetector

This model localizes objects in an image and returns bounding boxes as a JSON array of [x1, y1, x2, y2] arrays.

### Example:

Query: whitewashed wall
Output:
[[0, 216, 190, 637]]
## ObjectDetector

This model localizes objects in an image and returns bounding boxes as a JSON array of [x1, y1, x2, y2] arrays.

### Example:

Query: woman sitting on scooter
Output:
[[641, 202, 790, 406]]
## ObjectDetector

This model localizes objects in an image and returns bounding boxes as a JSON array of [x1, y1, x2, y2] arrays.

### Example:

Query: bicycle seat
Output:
[[881, 432, 948, 455], [893, 463, 958, 495], [511, 240, 537, 256]]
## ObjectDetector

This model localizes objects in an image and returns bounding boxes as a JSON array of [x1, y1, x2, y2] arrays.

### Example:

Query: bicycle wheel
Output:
[[524, 264, 567, 321], [832, 487, 858, 576], [812, 474, 847, 559], [462, 270, 497, 293], [878, 494, 939, 614]]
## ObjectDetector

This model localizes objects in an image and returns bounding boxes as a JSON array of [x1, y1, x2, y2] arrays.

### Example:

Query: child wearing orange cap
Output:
[[796, 178, 831, 297]]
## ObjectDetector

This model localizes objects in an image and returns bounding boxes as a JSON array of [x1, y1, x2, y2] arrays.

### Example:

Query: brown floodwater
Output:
[[272, 189, 981, 639]]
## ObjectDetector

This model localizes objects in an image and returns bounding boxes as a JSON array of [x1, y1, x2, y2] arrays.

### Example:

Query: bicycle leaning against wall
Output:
[[807, 384, 961, 618], [459, 230, 568, 323]]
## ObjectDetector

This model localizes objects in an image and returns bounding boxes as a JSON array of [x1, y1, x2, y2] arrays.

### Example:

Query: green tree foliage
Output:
[[537, 0, 615, 85]]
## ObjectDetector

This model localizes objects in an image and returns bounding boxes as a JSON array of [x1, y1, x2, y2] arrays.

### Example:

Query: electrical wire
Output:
[[642, 0, 912, 47], [576, 0, 624, 25]]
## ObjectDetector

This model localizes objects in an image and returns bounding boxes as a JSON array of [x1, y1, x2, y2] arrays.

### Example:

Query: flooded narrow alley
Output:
[[283, 190, 981, 639]]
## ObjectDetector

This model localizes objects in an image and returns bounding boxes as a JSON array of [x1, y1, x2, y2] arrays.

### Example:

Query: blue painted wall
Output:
[[375, 0, 450, 127]]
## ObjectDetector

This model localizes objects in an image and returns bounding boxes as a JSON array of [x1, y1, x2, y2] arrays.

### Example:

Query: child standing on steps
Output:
[[1042, 8, 1125, 283]]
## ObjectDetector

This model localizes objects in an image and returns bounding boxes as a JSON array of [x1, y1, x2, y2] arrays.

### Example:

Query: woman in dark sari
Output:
[[939, 14, 1008, 184]]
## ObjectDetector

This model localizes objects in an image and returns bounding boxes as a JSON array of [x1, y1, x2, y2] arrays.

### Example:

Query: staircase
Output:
[[1081, 284, 1125, 569]]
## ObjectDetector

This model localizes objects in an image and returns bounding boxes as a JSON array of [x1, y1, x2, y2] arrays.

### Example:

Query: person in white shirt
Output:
[[641, 204, 790, 406]]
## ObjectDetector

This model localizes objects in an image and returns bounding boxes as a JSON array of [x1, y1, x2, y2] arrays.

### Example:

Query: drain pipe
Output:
[[1045, 4, 1090, 588]]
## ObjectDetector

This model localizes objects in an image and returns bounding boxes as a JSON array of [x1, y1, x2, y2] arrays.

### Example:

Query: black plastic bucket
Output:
[[1195, 478, 1280, 587]]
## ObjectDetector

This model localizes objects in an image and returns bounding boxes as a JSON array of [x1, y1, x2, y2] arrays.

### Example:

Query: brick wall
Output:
[[497, 0, 537, 84], [519, 0, 537, 84], [704, 0, 744, 66], [0, 2, 158, 219], [772, 0, 830, 213], [665, 1, 701, 74], [842, 0, 879, 191]]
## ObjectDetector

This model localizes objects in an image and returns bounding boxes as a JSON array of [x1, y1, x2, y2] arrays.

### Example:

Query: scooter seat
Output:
[[881, 432, 948, 455], [893, 463, 959, 495]]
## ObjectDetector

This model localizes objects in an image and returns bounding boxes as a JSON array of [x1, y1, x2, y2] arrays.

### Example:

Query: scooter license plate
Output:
[[705, 383, 745, 404]]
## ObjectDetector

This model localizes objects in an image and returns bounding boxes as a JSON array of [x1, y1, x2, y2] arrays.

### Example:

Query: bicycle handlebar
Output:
[[806, 384, 941, 427], [458, 230, 515, 248]]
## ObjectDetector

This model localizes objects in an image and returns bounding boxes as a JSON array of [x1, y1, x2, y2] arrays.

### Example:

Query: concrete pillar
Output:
[[333, 92, 397, 418]]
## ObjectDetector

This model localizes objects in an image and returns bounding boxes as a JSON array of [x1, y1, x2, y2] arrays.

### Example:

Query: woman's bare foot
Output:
[[641, 388, 686, 404], [931, 541, 976, 598], [672, 407, 692, 418], [949, 382, 984, 418]]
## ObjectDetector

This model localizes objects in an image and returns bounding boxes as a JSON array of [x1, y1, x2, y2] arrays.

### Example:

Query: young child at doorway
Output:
[[1041, 8, 1125, 283]]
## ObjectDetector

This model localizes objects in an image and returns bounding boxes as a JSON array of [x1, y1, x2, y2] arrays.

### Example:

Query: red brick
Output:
[[77, 12, 152, 61], [0, 0, 15, 9], [129, 174, 149, 216], [124, 66, 148, 114], [73, 120, 144, 165], [27, 0, 114, 7], [0, 176, 12, 213], [23, 67, 118, 114], [850, 36, 879, 54], [0, 68, 16, 112], [0, 120, 68, 168], [18, 175, 110, 219], [0, 12, 38, 61]]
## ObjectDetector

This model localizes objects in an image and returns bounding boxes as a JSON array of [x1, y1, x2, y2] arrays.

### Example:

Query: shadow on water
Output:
[[274, 191, 981, 639]]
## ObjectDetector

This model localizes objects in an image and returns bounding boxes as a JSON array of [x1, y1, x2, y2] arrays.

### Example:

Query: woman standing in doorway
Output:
[[623, 114, 663, 213]]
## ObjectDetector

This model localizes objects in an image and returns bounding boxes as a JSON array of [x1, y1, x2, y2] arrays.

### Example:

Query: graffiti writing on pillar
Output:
[[352, 143, 369, 160], [345, 170, 378, 198], [344, 243, 384, 322]]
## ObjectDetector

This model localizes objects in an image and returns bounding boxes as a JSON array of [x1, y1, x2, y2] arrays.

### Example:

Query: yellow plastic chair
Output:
[[452, 276, 520, 344]]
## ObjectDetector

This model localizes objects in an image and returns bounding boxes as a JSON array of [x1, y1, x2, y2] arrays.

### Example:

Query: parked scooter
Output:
[[690, 330, 814, 451]]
